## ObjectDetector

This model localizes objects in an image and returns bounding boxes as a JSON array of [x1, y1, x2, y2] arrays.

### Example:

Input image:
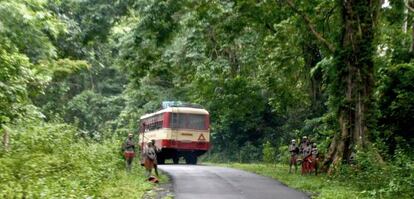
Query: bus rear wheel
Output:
[[157, 156, 165, 165], [173, 156, 179, 164], [184, 153, 197, 165]]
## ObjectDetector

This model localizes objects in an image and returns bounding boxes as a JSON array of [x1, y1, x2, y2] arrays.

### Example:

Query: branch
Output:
[[265, 22, 277, 33], [406, 1, 414, 12], [285, 0, 336, 53]]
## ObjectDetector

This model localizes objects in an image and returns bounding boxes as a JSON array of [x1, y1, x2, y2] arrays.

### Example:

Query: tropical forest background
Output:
[[0, 0, 413, 198]]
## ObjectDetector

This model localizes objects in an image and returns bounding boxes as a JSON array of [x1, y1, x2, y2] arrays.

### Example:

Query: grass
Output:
[[214, 163, 369, 199], [99, 165, 158, 198]]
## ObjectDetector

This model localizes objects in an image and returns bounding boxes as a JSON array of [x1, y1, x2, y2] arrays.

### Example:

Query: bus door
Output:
[[171, 107, 179, 146]]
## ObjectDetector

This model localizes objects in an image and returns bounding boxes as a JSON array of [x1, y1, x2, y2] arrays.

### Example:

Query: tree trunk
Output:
[[302, 40, 324, 116], [411, 22, 414, 54], [2, 128, 9, 152], [323, 0, 380, 173]]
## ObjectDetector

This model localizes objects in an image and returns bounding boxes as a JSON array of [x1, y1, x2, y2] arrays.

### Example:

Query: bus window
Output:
[[188, 114, 206, 130], [170, 113, 186, 129], [170, 113, 207, 130], [142, 114, 164, 131], [148, 120, 163, 131]]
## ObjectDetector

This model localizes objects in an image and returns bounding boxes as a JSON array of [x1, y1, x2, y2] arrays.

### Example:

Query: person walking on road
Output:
[[288, 139, 299, 173], [122, 133, 136, 172]]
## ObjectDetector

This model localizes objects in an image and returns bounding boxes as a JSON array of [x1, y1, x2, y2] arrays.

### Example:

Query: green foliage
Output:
[[111, 0, 320, 162], [376, 63, 414, 155], [0, 121, 152, 198], [262, 141, 276, 163], [238, 141, 262, 163], [1, 0, 413, 197], [64, 90, 125, 137], [0, 39, 34, 124], [0, 0, 65, 62], [0, 0, 73, 125], [335, 148, 414, 198], [276, 145, 290, 164]]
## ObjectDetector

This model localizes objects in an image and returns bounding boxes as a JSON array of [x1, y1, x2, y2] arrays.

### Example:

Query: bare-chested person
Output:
[[288, 139, 299, 173]]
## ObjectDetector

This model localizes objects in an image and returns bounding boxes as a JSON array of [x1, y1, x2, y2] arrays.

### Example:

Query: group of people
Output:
[[288, 136, 319, 175], [121, 133, 159, 180]]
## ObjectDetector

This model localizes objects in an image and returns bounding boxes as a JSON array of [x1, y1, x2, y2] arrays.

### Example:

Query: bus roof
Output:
[[140, 107, 209, 120]]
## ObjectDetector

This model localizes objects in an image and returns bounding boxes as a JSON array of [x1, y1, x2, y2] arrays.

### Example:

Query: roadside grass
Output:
[[99, 166, 156, 198], [214, 163, 369, 199]]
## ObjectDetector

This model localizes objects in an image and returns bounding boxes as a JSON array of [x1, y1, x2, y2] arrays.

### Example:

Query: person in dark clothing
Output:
[[122, 133, 136, 172]]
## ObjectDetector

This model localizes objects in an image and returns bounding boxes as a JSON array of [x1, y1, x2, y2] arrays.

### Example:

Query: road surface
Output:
[[158, 165, 309, 199]]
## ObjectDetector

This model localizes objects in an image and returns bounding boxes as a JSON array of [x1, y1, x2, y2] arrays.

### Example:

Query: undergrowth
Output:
[[0, 121, 153, 198]]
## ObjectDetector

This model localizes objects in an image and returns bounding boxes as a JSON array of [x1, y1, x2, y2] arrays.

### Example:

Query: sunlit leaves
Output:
[[0, 39, 34, 124], [0, 0, 65, 62]]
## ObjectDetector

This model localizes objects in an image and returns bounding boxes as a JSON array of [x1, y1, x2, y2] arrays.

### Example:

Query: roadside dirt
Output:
[[142, 174, 174, 199]]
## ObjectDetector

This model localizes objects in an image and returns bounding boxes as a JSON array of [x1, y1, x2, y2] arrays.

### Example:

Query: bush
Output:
[[239, 142, 262, 163], [276, 145, 290, 164], [335, 148, 414, 199], [0, 121, 150, 198], [377, 63, 414, 156], [262, 141, 276, 164]]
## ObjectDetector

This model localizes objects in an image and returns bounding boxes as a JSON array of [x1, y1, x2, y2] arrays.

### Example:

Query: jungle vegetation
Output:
[[0, 0, 413, 198]]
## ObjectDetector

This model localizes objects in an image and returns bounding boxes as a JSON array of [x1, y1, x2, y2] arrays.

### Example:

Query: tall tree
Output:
[[286, 0, 381, 171], [326, 0, 380, 171]]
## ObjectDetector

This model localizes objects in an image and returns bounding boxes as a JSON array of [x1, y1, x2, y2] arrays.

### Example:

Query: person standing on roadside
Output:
[[122, 133, 136, 172], [303, 142, 313, 175], [149, 140, 159, 176], [143, 141, 158, 177], [288, 139, 299, 173], [299, 136, 309, 155], [311, 143, 319, 175]]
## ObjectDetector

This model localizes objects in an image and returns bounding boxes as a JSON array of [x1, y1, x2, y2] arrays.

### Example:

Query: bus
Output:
[[139, 102, 210, 164]]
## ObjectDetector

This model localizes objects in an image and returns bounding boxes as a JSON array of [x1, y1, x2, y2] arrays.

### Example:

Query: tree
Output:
[[0, 0, 66, 124], [286, 0, 381, 171], [326, 0, 380, 171]]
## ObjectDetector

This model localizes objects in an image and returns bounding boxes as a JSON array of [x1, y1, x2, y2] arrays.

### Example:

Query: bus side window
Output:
[[146, 114, 164, 131], [170, 113, 177, 128], [156, 120, 162, 129]]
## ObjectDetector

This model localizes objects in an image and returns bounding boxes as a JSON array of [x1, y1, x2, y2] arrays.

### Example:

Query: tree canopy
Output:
[[1, 1, 413, 197]]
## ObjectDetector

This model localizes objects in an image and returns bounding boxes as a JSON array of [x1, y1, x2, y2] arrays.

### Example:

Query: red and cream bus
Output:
[[139, 103, 210, 164]]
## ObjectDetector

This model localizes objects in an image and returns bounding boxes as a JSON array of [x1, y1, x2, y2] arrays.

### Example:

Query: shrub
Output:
[[0, 121, 149, 198], [276, 145, 290, 164], [335, 147, 414, 199], [262, 141, 276, 164], [239, 142, 262, 163]]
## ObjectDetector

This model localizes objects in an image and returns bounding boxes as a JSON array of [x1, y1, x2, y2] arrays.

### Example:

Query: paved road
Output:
[[158, 165, 309, 199]]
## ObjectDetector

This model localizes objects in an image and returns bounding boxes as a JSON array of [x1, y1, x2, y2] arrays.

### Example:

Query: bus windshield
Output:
[[170, 113, 207, 130]]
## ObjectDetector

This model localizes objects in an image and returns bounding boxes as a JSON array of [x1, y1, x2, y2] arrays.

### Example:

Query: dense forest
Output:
[[1, 0, 413, 198]]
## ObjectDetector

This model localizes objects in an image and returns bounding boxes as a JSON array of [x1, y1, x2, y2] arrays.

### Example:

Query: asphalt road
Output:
[[158, 165, 309, 199]]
